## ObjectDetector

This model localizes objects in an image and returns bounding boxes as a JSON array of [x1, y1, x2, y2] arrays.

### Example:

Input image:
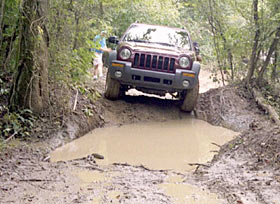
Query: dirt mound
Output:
[[195, 85, 266, 131]]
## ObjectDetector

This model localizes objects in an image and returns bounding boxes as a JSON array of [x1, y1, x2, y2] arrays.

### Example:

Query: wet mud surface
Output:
[[0, 145, 225, 204], [1, 67, 280, 203]]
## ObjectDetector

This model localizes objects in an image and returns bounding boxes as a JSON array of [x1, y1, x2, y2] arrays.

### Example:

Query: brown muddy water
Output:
[[51, 118, 238, 203], [51, 118, 237, 171]]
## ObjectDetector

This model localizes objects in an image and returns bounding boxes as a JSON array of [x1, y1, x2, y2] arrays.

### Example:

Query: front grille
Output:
[[133, 53, 175, 73]]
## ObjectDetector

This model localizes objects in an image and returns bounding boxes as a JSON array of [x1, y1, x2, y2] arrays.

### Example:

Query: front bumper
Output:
[[108, 60, 200, 92]]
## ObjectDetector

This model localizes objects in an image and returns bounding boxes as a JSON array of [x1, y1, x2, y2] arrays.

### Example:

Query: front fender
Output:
[[103, 50, 117, 68], [192, 61, 201, 80]]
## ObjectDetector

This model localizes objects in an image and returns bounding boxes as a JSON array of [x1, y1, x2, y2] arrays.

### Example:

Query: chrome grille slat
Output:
[[133, 53, 175, 73]]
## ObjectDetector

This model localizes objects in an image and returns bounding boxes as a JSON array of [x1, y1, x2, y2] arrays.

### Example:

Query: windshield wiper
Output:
[[127, 40, 176, 47], [127, 39, 149, 43]]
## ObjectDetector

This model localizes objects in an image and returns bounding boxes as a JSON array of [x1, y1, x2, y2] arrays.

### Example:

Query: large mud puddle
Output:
[[51, 118, 237, 203], [51, 118, 237, 172]]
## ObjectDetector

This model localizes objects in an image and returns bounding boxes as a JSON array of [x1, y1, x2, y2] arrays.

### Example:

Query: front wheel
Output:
[[180, 81, 199, 112], [104, 72, 121, 100]]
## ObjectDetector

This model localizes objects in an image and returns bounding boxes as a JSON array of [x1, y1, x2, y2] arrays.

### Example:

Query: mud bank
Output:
[[194, 85, 280, 204]]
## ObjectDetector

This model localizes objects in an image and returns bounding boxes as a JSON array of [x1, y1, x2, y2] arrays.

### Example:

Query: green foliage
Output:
[[0, 0, 21, 71], [82, 106, 94, 117], [180, 0, 280, 84], [106, 0, 181, 36], [48, 0, 99, 88], [0, 76, 9, 96], [0, 108, 36, 139], [87, 89, 102, 103], [69, 48, 93, 83]]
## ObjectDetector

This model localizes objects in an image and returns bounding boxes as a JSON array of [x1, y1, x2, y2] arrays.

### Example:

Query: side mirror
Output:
[[193, 41, 200, 55], [108, 36, 119, 44]]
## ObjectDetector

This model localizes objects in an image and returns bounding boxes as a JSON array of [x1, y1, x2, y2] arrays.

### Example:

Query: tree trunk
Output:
[[257, 26, 280, 86], [228, 50, 234, 80], [246, 0, 260, 86], [271, 45, 278, 82], [214, 15, 235, 81], [0, 0, 5, 47], [9, 0, 49, 114], [220, 32, 234, 81], [208, 0, 225, 85], [73, 11, 80, 50]]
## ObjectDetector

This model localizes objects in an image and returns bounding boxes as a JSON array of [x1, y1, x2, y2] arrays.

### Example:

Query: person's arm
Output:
[[100, 37, 111, 52]]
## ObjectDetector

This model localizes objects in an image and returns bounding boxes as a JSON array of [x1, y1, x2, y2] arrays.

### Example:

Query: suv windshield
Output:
[[122, 24, 191, 50]]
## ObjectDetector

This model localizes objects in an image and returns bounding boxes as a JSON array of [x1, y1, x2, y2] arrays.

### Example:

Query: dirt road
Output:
[[1, 67, 279, 204]]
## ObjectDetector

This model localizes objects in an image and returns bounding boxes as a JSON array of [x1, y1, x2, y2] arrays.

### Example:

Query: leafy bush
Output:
[[0, 108, 36, 139]]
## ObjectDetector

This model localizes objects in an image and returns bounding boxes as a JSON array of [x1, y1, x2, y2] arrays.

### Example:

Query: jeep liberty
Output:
[[104, 23, 201, 112]]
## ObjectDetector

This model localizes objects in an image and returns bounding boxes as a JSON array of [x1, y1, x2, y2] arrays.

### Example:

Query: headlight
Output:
[[119, 48, 131, 60], [179, 57, 190, 68]]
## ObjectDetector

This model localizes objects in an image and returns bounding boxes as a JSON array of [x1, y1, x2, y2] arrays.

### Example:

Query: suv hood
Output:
[[119, 41, 194, 57]]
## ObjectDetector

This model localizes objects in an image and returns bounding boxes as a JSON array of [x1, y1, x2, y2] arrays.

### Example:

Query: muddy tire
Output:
[[104, 72, 121, 100], [180, 81, 199, 112]]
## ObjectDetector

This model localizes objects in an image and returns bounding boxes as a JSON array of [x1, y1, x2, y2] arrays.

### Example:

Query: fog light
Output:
[[115, 71, 122, 78], [182, 80, 190, 88]]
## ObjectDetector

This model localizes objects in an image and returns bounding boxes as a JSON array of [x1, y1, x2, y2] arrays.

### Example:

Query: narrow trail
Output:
[[1, 67, 279, 204]]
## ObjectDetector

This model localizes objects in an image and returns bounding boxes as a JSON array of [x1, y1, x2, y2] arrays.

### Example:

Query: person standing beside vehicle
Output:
[[92, 31, 111, 80]]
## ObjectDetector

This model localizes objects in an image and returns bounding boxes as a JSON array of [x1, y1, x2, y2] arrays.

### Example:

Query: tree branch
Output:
[[246, 0, 260, 85], [253, 88, 280, 125]]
